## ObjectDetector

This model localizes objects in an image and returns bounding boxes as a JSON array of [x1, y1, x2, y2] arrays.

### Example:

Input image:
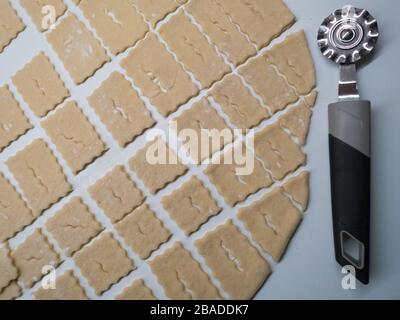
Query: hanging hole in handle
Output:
[[340, 231, 365, 269]]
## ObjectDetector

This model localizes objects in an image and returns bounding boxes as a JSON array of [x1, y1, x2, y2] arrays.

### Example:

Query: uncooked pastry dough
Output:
[[115, 279, 156, 300], [0, 282, 21, 300], [0, 1, 25, 53], [283, 171, 310, 211], [0, 244, 18, 292]]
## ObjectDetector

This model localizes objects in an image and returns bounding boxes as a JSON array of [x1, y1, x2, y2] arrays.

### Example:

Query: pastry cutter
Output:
[[317, 5, 379, 284]]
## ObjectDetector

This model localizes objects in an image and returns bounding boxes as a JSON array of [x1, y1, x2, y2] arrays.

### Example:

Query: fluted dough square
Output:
[[20, 0, 67, 32], [174, 99, 232, 162], [0, 282, 21, 300], [0, 1, 25, 53], [210, 74, 269, 129], [88, 72, 155, 147], [150, 242, 221, 300], [162, 176, 221, 235], [121, 33, 198, 116], [187, 0, 256, 66], [0, 173, 33, 243], [0, 245, 18, 292], [88, 166, 145, 223], [42, 101, 107, 175], [196, 220, 271, 300], [34, 270, 87, 300], [129, 137, 188, 194], [80, 0, 148, 55], [47, 14, 109, 84], [238, 187, 302, 261], [12, 53, 70, 117], [115, 204, 171, 259], [159, 11, 229, 88], [0, 85, 32, 151], [74, 232, 134, 295], [12, 229, 60, 288], [115, 279, 155, 300], [46, 197, 103, 256], [6, 139, 72, 216], [133, 0, 187, 27]]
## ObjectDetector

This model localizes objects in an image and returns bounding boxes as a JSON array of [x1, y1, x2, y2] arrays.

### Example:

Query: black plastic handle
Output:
[[328, 100, 371, 284]]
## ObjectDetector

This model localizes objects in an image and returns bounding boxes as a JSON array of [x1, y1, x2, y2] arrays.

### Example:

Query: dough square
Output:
[[79, 0, 148, 55], [238, 187, 302, 261], [173, 99, 232, 162], [133, 0, 187, 27], [283, 171, 310, 211], [45, 197, 103, 257], [210, 74, 269, 129], [187, 0, 256, 66], [42, 101, 107, 175], [149, 242, 221, 300], [74, 232, 134, 295], [121, 33, 198, 117], [88, 166, 145, 223], [115, 279, 155, 300], [195, 220, 271, 300], [0, 85, 32, 152], [6, 139, 72, 216], [47, 14, 110, 85], [254, 123, 306, 181], [161, 176, 221, 235], [205, 144, 272, 207], [0, 1, 25, 53], [159, 11, 229, 89], [34, 270, 87, 300], [88, 72, 155, 147], [0, 173, 34, 243], [11, 229, 61, 288], [0, 244, 18, 292], [20, 0, 67, 32], [12, 53, 70, 117], [114, 204, 171, 260], [213, 0, 295, 49], [129, 137, 188, 194], [0, 282, 21, 300]]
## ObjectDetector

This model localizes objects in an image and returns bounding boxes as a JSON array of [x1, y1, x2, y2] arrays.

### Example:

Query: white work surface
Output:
[[0, 0, 399, 300]]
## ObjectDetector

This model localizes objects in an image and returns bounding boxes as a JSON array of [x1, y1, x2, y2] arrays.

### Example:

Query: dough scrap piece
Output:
[[159, 11, 229, 88], [161, 176, 221, 235], [115, 204, 171, 260], [283, 171, 310, 211], [34, 270, 87, 300], [20, 0, 67, 32], [0, 1, 25, 53], [0, 173, 34, 243], [11, 229, 61, 288], [88, 72, 155, 147], [47, 14, 110, 84], [187, 0, 256, 66], [279, 99, 313, 146], [80, 0, 148, 55], [0, 85, 32, 151], [74, 232, 134, 295], [129, 137, 188, 194], [42, 101, 107, 175], [238, 187, 302, 261], [210, 74, 269, 129], [115, 279, 156, 300], [133, 0, 187, 27], [213, 0, 295, 49], [174, 99, 232, 162], [195, 220, 271, 300], [0, 244, 18, 292], [12, 53, 70, 117], [150, 242, 221, 300], [121, 33, 198, 116], [6, 139, 72, 216], [88, 166, 145, 223], [45, 197, 103, 256], [254, 123, 306, 181], [0, 282, 21, 300], [205, 144, 272, 206]]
